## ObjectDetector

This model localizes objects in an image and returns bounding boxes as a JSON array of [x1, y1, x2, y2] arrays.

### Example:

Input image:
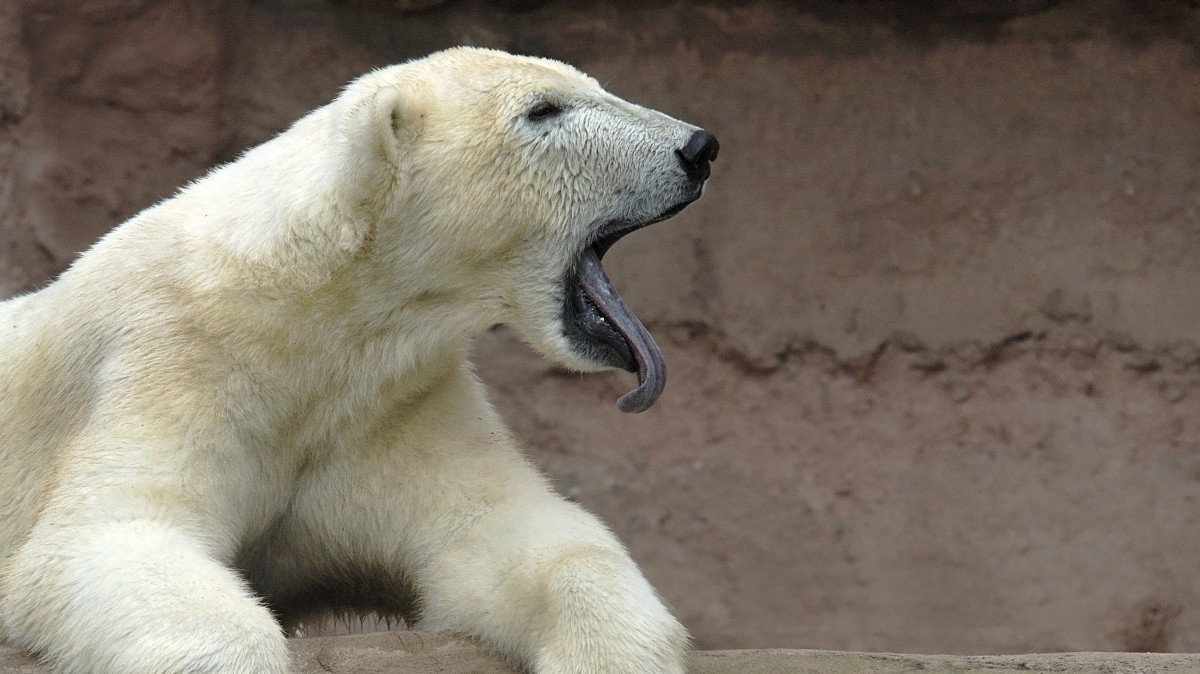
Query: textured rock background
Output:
[[3, 0, 1200, 657]]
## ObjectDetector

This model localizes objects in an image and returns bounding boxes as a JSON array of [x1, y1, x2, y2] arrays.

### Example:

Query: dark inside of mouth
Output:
[[572, 248, 636, 372], [570, 241, 666, 413], [561, 194, 703, 413]]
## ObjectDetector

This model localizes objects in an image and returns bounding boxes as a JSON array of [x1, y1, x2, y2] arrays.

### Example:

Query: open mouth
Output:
[[561, 198, 697, 413]]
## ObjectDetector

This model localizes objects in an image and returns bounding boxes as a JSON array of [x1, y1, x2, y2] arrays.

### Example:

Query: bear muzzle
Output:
[[562, 128, 719, 413]]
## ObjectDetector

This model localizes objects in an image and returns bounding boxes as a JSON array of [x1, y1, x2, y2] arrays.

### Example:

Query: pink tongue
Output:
[[577, 248, 666, 413]]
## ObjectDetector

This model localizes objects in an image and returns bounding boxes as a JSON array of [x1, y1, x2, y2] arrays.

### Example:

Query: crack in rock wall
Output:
[[2, 0, 1200, 655]]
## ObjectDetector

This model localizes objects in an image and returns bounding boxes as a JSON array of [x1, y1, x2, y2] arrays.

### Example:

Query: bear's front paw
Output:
[[529, 547, 688, 674]]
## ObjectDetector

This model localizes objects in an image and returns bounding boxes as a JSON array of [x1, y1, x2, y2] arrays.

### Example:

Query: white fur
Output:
[[0, 48, 700, 673]]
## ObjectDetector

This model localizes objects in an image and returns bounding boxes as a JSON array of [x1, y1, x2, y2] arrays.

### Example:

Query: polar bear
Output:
[[0, 47, 718, 673]]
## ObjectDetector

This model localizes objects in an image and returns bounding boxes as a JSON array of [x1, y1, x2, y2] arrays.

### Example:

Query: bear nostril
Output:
[[681, 130, 719, 164], [676, 130, 719, 181]]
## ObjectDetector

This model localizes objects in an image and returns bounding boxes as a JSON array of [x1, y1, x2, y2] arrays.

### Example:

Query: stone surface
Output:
[[4, 633, 1200, 673], [2, 0, 1200, 658]]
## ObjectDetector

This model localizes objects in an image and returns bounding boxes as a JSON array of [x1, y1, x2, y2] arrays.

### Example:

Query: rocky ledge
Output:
[[1, 632, 1199, 673]]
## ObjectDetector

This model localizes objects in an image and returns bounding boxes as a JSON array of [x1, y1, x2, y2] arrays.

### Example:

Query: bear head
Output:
[[331, 48, 717, 412]]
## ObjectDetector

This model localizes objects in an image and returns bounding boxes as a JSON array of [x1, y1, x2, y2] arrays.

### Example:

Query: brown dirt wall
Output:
[[2, 0, 1200, 656]]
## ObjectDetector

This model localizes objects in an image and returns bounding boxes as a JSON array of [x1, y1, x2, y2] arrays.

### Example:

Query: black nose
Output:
[[676, 130, 719, 182]]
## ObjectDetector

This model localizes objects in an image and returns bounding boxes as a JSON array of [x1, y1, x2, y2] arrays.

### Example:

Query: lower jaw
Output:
[[567, 246, 666, 413]]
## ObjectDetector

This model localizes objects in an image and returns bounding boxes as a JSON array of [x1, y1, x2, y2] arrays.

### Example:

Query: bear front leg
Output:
[[415, 488, 688, 674], [289, 364, 687, 674], [1, 519, 289, 674]]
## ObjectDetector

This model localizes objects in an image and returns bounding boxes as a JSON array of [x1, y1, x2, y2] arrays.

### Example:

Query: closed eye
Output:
[[527, 101, 565, 122]]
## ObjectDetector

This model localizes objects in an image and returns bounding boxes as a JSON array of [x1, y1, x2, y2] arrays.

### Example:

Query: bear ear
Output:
[[368, 82, 426, 166]]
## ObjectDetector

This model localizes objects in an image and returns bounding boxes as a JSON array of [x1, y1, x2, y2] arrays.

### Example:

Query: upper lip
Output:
[[589, 196, 697, 259]]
